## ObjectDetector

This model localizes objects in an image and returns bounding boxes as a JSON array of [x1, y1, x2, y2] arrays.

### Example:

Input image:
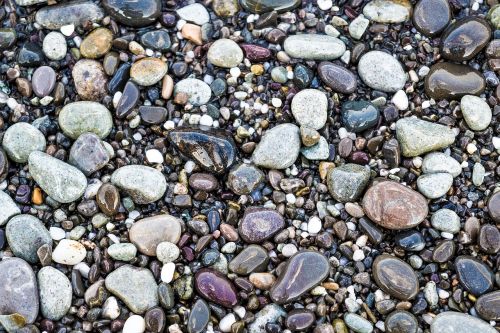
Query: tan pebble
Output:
[[162, 75, 174, 99], [181, 23, 203, 45], [344, 202, 364, 218], [249, 272, 276, 290]]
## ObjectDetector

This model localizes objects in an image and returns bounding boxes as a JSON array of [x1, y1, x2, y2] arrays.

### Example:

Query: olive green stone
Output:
[[80, 28, 113, 59]]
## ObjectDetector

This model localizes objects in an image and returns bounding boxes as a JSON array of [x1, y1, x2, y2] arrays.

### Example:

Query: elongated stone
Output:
[[240, 0, 300, 13], [284, 35, 346, 60], [229, 245, 269, 275], [111, 165, 166, 204], [430, 312, 497, 333], [59, 101, 113, 139], [129, 215, 182, 256], [441, 17, 491, 62], [188, 299, 210, 333], [168, 128, 236, 174], [6, 215, 52, 263], [318, 61, 357, 94], [35, 1, 104, 29], [363, 0, 412, 23], [372, 254, 419, 300], [455, 256, 493, 296], [425, 63, 485, 100], [102, 0, 161, 27], [476, 291, 500, 320], [195, 269, 238, 308], [239, 207, 285, 243], [270, 251, 329, 304], [38, 266, 72, 320]]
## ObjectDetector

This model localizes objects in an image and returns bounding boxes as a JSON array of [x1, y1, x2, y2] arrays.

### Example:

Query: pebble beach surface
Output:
[[0, 0, 499, 332]]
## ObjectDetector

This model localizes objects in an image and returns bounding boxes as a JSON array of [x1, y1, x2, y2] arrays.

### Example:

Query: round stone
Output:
[[123, 315, 146, 333], [102, 0, 161, 27], [108, 243, 137, 261], [441, 17, 491, 62], [417, 173, 453, 199], [455, 256, 494, 296], [174, 78, 212, 106], [156, 242, 180, 263], [341, 101, 380, 133], [42, 31, 67, 60], [72, 59, 108, 101], [425, 62, 485, 100], [284, 34, 346, 60], [32, 66, 56, 97], [189, 173, 219, 192], [6, 215, 52, 263], [488, 192, 500, 222], [430, 312, 496, 333], [59, 101, 113, 139], [38, 266, 72, 320], [207, 39, 243, 68], [2, 122, 46, 163], [385, 310, 418, 333], [291, 89, 328, 130], [195, 268, 238, 308], [476, 291, 500, 321], [239, 207, 285, 243], [372, 254, 419, 300], [140, 29, 171, 51], [431, 209, 460, 234], [129, 215, 182, 256], [252, 123, 301, 169], [327, 163, 370, 203], [363, 0, 412, 23], [412, 0, 451, 36], [460, 95, 492, 131], [52, 239, 87, 265], [422, 152, 462, 178], [111, 165, 167, 204], [317, 61, 357, 94], [131, 57, 168, 86], [227, 163, 264, 195], [80, 27, 113, 59], [358, 51, 406, 92], [396, 118, 455, 157]]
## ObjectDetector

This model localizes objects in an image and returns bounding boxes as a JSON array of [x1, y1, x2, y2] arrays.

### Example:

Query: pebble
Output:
[[207, 39, 243, 68], [229, 244, 269, 275], [363, 0, 412, 23], [131, 57, 168, 86], [108, 243, 137, 261], [239, 207, 285, 243], [176, 3, 210, 25], [32, 65, 56, 97], [194, 268, 238, 307], [301, 136, 329, 160], [252, 123, 301, 169], [174, 78, 212, 106], [105, 265, 159, 313], [111, 165, 166, 204], [188, 299, 210, 333], [291, 89, 328, 130], [38, 266, 72, 320], [285, 309, 315, 331], [385, 310, 418, 333], [52, 239, 87, 265], [0, 28, 16, 51], [343, 313, 373, 333], [102, 297, 120, 320], [2, 122, 46, 163], [327, 163, 370, 202], [341, 101, 380, 133], [247, 304, 286, 333], [422, 152, 462, 177], [395, 118, 455, 157], [417, 172, 453, 199], [317, 61, 357, 94], [189, 173, 219, 192], [219, 314, 236, 332], [156, 242, 180, 263], [0, 191, 20, 226], [102, 0, 161, 27], [35, 1, 104, 29], [123, 315, 146, 333], [227, 163, 264, 195], [42, 32, 67, 60], [141, 30, 171, 51], [129, 215, 182, 256], [372, 254, 419, 300], [212, 0, 240, 17], [412, 0, 451, 36], [0, 258, 39, 324], [69, 133, 110, 175], [283, 34, 346, 60], [72, 59, 108, 101], [80, 27, 113, 59], [431, 209, 461, 234], [6, 214, 52, 263], [29, 151, 87, 203], [430, 312, 496, 333], [58, 101, 113, 139], [161, 262, 176, 283], [441, 17, 491, 62], [455, 256, 494, 296], [475, 291, 500, 320], [460, 95, 492, 131], [96, 183, 120, 216], [17, 42, 44, 67], [425, 62, 485, 100], [358, 51, 406, 92], [270, 251, 329, 303], [478, 224, 500, 254], [395, 230, 425, 251], [472, 162, 485, 186], [488, 191, 500, 222]]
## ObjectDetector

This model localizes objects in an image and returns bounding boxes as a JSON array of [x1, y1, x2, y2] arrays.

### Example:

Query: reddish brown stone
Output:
[[362, 181, 428, 230], [240, 44, 272, 62]]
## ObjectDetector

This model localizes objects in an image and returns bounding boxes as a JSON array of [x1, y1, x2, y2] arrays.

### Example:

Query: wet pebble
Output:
[[455, 256, 494, 296], [111, 165, 166, 204], [372, 254, 419, 300], [38, 266, 72, 320], [129, 215, 181, 256], [252, 123, 301, 169]]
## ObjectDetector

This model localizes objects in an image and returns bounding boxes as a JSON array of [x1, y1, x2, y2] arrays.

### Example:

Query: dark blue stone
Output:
[[395, 230, 425, 251]]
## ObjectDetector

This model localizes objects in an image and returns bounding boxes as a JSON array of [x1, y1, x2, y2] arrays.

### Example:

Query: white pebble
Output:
[[199, 114, 214, 127], [123, 315, 145, 333], [60, 24, 74, 36], [219, 313, 236, 333], [353, 249, 365, 261], [161, 262, 176, 283], [146, 149, 164, 164], [392, 90, 408, 110], [282, 243, 298, 257], [307, 216, 322, 234], [49, 227, 66, 241], [317, 0, 333, 10]]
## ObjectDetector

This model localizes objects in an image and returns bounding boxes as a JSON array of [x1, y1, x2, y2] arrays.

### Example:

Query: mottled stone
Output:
[[385, 310, 418, 333], [207, 39, 243, 68], [270, 251, 329, 304], [0, 29, 16, 50], [0, 150, 8, 183], [229, 245, 269, 275], [52, 239, 87, 265], [341, 101, 379, 133], [212, 0, 239, 17], [188, 299, 210, 333], [476, 291, 500, 321], [105, 265, 159, 314], [430, 312, 496, 333], [317, 62, 357, 94], [130, 57, 168, 86], [2, 122, 46, 163], [129, 215, 182, 256], [431, 209, 460, 234], [168, 128, 236, 174], [241, 44, 272, 62], [327, 164, 370, 202], [372, 254, 419, 300], [6, 215, 52, 263], [239, 207, 285, 243], [455, 256, 494, 296], [0, 258, 39, 324], [38, 267, 72, 320], [395, 230, 425, 251], [252, 123, 301, 169], [189, 173, 218, 192], [417, 173, 453, 199], [42, 31, 67, 61], [396, 118, 455, 157], [80, 28, 113, 59], [59, 101, 113, 139], [108, 243, 137, 261], [479, 224, 500, 254], [358, 51, 406, 92], [174, 78, 212, 106], [69, 133, 110, 176], [425, 63, 485, 100], [35, 1, 104, 29], [291, 89, 328, 130], [460, 95, 492, 131], [0, 191, 20, 226], [195, 268, 238, 308], [488, 192, 500, 223], [72, 59, 108, 101], [432, 240, 456, 263], [363, 0, 412, 23], [141, 30, 171, 51], [284, 34, 346, 60], [441, 17, 491, 62], [301, 136, 329, 160], [111, 165, 166, 204], [240, 0, 300, 13], [102, 0, 161, 27], [412, 0, 451, 36], [344, 313, 373, 333], [285, 309, 315, 331], [227, 163, 264, 195]]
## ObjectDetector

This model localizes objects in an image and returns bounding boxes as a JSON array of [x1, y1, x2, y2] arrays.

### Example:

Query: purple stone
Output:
[[16, 184, 31, 204], [194, 268, 238, 308], [240, 44, 272, 62], [238, 207, 285, 243]]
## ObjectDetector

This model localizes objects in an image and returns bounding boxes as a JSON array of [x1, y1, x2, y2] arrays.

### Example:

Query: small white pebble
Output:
[[286, 193, 296, 204], [123, 315, 145, 333], [353, 249, 365, 261], [317, 0, 333, 10], [271, 98, 282, 108], [146, 149, 164, 164], [230, 67, 241, 78], [282, 243, 298, 257], [161, 262, 176, 283], [392, 90, 408, 110], [307, 216, 322, 234], [60, 24, 75, 36], [199, 114, 214, 127], [49, 227, 66, 241], [219, 313, 236, 333]]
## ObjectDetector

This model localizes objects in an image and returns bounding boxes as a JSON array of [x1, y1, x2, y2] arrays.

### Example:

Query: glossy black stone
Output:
[[108, 63, 131, 94], [116, 81, 140, 118], [341, 101, 380, 133], [102, 0, 161, 27], [395, 230, 425, 251]]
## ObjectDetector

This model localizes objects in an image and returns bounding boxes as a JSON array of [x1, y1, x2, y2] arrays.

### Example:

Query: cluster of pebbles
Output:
[[0, 0, 500, 332]]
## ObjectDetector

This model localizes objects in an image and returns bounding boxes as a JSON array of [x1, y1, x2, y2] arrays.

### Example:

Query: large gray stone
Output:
[[2, 122, 46, 163], [6, 214, 52, 263], [59, 101, 113, 139], [28, 151, 87, 203], [358, 51, 406, 92], [207, 39, 243, 68], [174, 78, 212, 106], [111, 165, 166, 204], [38, 266, 72, 320], [176, 3, 209, 25], [284, 34, 346, 60], [252, 124, 301, 169], [460, 95, 492, 131], [417, 173, 453, 199], [0, 191, 20, 226], [430, 312, 496, 333], [291, 89, 328, 130], [35, 1, 105, 29]]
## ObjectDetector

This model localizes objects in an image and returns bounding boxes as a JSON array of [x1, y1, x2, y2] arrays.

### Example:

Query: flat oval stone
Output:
[[80, 27, 113, 59], [341, 101, 379, 133], [176, 3, 209, 25], [96, 183, 120, 216], [476, 291, 500, 320], [240, 0, 300, 13], [430, 312, 497, 333], [174, 78, 212, 106], [229, 245, 269, 275], [29, 151, 87, 203], [372, 254, 419, 300], [59, 101, 113, 139], [129, 215, 182, 256], [188, 299, 210, 333], [52, 239, 87, 265], [252, 123, 301, 169], [141, 29, 171, 51], [131, 57, 168, 86], [102, 0, 161, 27], [344, 313, 373, 333], [417, 173, 453, 199], [43, 31, 67, 61], [460, 95, 492, 131], [327, 163, 370, 202], [270, 251, 329, 304], [38, 266, 72, 320], [227, 163, 264, 195], [111, 165, 166, 204], [72, 59, 108, 101], [207, 39, 243, 68], [0, 258, 39, 324], [432, 240, 456, 263], [441, 17, 491, 62], [488, 192, 500, 222], [32, 66, 56, 97], [291, 89, 328, 130], [69, 133, 110, 176], [424, 62, 485, 100], [239, 207, 285, 243], [35, 1, 104, 29], [168, 128, 236, 174], [318, 61, 357, 94], [139, 106, 167, 124], [285, 309, 315, 331], [358, 51, 406, 92], [195, 268, 238, 308], [396, 118, 455, 157], [455, 256, 494, 296], [0, 191, 20, 226], [284, 35, 346, 60], [479, 224, 500, 254], [105, 265, 159, 314], [189, 173, 218, 192], [385, 310, 418, 333], [6, 215, 52, 263], [2, 122, 46, 163], [363, 0, 412, 23], [413, 0, 451, 36]]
